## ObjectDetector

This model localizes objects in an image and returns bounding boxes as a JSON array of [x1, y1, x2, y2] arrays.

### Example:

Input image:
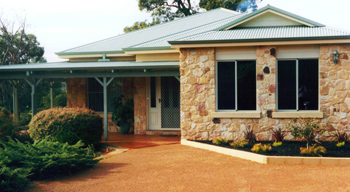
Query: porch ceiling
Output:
[[0, 61, 180, 79]]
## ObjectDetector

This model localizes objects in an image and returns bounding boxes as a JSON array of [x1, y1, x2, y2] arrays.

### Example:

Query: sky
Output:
[[1, 0, 350, 62]]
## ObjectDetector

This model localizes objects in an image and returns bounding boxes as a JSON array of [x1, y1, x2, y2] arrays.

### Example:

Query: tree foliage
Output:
[[124, 0, 262, 33], [0, 18, 44, 65], [0, 17, 66, 117]]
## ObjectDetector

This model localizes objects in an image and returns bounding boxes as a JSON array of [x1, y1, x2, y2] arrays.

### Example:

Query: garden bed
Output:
[[181, 139, 350, 165], [196, 140, 350, 157]]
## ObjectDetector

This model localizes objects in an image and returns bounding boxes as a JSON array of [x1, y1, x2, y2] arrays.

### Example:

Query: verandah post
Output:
[[24, 78, 42, 118], [95, 77, 114, 141], [9, 80, 19, 122]]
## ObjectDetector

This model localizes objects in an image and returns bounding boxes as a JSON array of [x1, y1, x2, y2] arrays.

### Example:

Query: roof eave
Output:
[[55, 50, 125, 56], [169, 36, 350, 45]]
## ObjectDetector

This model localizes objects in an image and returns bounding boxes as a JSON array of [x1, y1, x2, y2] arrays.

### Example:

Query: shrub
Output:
[[212, 137, 229, 145], [271, 127, 286, 142], [244, 126, 256, 143], [28, 107, 103, 146], [54, 130, 81, 145], [230, 139, 248, 149], [300, 145, 326, 156], [0, 166, 30, 192], [0, 107, 16, 141], [332, 130, 349, 143], [287, 118, 325, 149], [19, 112, 32, 126], [0, 138, 100, 180], [336, 141, 345, 148], [251, 143, 272, 154], [272, 141, 282, 147]]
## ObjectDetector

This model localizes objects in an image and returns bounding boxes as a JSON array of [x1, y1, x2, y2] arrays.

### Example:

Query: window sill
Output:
[[272, 112, 323, 119], [212, 111, 261, 118]]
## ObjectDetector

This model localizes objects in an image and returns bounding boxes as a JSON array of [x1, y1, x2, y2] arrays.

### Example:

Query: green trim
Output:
[[56, 50, 125, 56], [168, 35, 350, 45], [122, 46, 173, 51], [0, 70, 180, 79], [215, 5, 325, 31]]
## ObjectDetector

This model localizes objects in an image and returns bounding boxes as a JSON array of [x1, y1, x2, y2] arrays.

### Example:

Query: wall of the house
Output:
[[133, 77, 147, 135], [67, 78, 87, 108], [179, 44, 350, 141]]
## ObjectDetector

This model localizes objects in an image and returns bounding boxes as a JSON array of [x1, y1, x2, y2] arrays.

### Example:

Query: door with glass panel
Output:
[[148, 77, 180, 130]]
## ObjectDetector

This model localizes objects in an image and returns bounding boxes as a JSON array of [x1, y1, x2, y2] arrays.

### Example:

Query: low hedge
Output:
[[28, 107, 103, 146], [0, 166, 30, 192], [0, 138, 100, 180]]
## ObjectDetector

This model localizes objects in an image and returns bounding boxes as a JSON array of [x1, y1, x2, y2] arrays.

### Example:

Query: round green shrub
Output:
[[28, 107, 103, 146]]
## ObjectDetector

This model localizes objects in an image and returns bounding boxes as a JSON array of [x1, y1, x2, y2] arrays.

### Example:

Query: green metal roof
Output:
[[57, 5, 347, 55], [169, 26, 350, 44], [0, 61, 179, 72], [0, 61, 179, 79], [57, 8, 240, 55]]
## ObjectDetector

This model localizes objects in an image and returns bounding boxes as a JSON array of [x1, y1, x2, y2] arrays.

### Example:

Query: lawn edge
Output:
[[181, 139, 350, 165]]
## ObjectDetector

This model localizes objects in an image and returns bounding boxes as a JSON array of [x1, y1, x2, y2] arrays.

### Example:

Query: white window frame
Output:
[[276, 58, 320, 112], [215, 60, 257, 112]]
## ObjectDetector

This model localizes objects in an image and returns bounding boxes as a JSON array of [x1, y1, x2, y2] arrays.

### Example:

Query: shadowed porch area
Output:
[[101, 132, 180, 149]]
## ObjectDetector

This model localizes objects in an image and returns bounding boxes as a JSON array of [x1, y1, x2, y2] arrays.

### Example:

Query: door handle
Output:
[[158, 98, 162, 103]]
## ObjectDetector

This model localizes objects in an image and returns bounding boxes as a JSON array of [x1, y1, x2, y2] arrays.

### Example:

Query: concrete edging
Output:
[[181, 139, 350, 165]]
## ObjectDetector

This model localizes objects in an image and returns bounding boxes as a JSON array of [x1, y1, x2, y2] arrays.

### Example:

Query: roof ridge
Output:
[[59, 8, 239, 53], [128, 13, 244, 48]]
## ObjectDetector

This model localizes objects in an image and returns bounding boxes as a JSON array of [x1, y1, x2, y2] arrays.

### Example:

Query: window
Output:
[[88, 78, 122, 112], [217, 61, 256, 111], [277, 59, 318, 111]]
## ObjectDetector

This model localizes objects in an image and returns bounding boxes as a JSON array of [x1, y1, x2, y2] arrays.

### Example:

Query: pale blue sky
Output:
[[2, 0, 350, 62]]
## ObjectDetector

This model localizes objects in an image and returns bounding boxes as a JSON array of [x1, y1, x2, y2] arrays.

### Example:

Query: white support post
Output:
[[9, 80, 19, 122], [103, 77, 108, 141], [50, 81, 54, 108], [25, 78, 42, 117], [94, 77, 114, 141]]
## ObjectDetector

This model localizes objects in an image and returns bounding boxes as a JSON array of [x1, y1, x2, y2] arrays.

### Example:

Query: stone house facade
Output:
[[2, 5, 349, 141], [63, 6, 350, 139], [179, 45, 350, 141]]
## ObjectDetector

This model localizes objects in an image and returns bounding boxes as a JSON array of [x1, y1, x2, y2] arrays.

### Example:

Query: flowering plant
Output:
[[300, 145, 326, 156], [251, 143, 272, 154], [286, 118, 325, 149]]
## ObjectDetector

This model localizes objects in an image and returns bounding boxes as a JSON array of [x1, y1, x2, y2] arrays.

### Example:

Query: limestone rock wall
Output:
[[66, 78, 87, 108], [320, 44, 350, 131], [180, 44, 350, 141], [134, 77, 147, 135]]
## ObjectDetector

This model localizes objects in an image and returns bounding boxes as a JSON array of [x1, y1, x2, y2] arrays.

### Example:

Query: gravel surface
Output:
[[29, 144, 350, 192]]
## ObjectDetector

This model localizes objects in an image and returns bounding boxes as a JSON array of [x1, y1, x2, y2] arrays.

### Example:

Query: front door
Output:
[[148, 77, 180, 130]]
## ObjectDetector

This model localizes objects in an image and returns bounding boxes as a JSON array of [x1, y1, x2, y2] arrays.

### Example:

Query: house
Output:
[[1, 5, 350, 141]]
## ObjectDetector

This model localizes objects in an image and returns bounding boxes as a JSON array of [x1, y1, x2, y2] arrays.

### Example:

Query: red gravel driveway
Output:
[[30, 144, 350, 192]]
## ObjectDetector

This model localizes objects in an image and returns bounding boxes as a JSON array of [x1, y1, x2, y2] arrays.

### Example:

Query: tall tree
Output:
[[124, 0, 197, 33], [199, 0, 261, 12], [0, 17, 45, 113], [124, 0, 262, 33]]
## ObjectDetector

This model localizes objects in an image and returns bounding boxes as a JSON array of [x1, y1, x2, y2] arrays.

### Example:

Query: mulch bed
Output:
[[196, 140, 350, 157]]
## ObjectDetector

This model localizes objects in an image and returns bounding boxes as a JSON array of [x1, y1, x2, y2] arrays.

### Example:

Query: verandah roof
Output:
[[0, 61, 180, 79], [0, 61, 180, 141]]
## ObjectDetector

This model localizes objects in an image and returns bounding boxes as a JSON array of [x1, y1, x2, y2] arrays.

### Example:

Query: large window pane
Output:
[[278, 60, 297, 110], [299, 59, 318, 110], [237, 61, 256, 110], [217, 62, 235, 110], [88, 78, 122, 112]]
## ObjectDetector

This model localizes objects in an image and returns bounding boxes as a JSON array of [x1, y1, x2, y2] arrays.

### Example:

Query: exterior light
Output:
[[332, 50, 340, 64]]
